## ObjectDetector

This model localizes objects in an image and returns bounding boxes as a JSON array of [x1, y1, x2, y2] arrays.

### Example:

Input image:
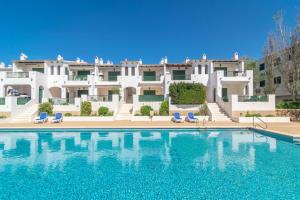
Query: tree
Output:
[[268, 11, 300, 100], [242, 56, 259, 91], [263, 33, 277, 95]]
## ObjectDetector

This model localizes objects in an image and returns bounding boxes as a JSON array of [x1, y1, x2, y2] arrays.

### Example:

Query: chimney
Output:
[[95, 56, 100, 64], [76, 57, 80, 63], [20, 53, 28, 61], [202, 53, 207, 60], [139, 58, 142, 65], [57, 54, 63, 61], [164, 56, 168, 64], [185, 57, 190, 63], [234, 52, 239, 60]]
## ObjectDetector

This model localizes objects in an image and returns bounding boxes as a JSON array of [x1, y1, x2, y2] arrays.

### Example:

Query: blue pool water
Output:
[[0, 128, 299, 199]]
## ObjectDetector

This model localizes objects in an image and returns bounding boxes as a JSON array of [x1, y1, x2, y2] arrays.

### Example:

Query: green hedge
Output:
[[169, 82, 206, 104], [276, 101, 300, 109]]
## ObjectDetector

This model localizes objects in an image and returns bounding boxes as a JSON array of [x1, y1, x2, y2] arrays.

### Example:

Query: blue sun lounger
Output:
[[34, 112, 48, 123], [186, 112, 198, 123], [52, 112, 63, 123], [172, 112, 183, 123]]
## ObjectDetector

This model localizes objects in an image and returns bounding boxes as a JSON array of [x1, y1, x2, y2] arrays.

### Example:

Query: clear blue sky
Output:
[[0, 0, 299, 65]]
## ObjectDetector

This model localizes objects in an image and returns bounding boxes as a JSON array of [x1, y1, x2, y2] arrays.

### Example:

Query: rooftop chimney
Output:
[[164, 56, 168, 64], [20, 53, 28, 61], [95, 56, 100, 64], [185, 57, 190, 63], [202, 53, 207, 60], [139, 58, 142, 65], [234, 52, 239, 60], [57, 54, 63, 61], [76, 57, 80, 63], [0, 62, 5, 68]]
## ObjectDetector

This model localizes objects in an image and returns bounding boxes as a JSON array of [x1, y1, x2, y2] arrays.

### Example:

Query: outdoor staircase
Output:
[[11, 104, 39, 123], [207, 103, 232, 122], [115, 103, 133, 120]]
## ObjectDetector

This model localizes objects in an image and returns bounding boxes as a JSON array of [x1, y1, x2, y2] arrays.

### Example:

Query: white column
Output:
[[61, 87, 67, 98]]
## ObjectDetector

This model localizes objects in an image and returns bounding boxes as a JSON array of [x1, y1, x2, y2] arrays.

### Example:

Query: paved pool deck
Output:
[[0, 121, 299, 137]]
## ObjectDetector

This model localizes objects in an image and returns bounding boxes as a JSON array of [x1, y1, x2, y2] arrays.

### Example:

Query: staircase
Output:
[[207, 103, 232, 122], [11, 104, 39, 123], [115, 103, 133, 120]]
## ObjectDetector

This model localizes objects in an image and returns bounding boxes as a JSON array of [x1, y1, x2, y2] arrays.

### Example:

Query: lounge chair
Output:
[[186, 112, 199, 123], [52, 112, 63, 123], [34, 112, 48, 123], [172, 112, 183, 123]]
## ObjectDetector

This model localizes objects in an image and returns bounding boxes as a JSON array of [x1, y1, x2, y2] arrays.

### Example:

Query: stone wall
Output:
[[276, 109, 300, 121]]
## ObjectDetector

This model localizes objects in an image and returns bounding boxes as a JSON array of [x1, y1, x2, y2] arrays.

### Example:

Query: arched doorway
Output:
[[124, 87, 136, 103]]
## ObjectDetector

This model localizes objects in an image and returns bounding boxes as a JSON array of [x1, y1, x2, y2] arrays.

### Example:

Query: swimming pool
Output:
[[0, 128, 299, 199]]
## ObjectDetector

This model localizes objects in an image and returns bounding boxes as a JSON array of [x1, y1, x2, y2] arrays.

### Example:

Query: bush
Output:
[[169, 82, 206, 104], [265, 114, 274, 117], [198, 103, 208, 115], [98, 106, 109, 116], [80, 101, 92, 116], [245, 112, 262, 117], [159, 101, 169, 116], [38, 102, 53, 115], [276, 101, 300, 109], [64, 113, 72, 117], [140, 105, 153, 116]]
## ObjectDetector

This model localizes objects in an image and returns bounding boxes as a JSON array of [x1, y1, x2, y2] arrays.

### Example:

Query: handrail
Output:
[[253, 116, 267, 129], [203, 118, 206, 127]]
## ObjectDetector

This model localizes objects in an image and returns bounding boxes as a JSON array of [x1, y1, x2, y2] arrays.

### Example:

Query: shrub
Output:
[[265, 114, 275, 117], [38, 102, 53, 115], [245, 112, 262, 117], [276, 101, 300, 109], [64, 113, 72, 117], [80, 101, 92, 116], [159, 101, 169, 116], [199, 103, 208, 115], [140, 105, 153, 116], [169, 82, 206, 104], [98, 106, 109, 116]]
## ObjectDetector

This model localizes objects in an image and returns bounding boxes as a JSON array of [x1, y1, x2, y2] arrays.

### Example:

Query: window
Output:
[[108, 71, 121, 81], [125, 67, 128, 76], [32, 68, 44, 73], [50, 66, 54, 75], [259, 63, 265, 71], [172, 70, 186, 80], [57, 65, 61, 75], [260, 80, 265, 87], [274, 76, 281, 84], [205, 65, 208, 74], [65, 67, 69, 75], [131, 67, 135, 76], [198, 65, 202, 74], [143, 71, 156, 81]]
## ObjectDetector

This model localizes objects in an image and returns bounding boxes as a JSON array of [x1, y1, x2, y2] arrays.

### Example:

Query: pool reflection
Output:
[[0, 130, 277, 172]]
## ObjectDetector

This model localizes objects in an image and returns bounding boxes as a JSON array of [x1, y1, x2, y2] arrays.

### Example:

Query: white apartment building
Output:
[[0, 53, 276, 121]]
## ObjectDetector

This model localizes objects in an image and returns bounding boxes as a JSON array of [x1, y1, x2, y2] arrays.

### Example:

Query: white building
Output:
[[0, 53, 276, 121]]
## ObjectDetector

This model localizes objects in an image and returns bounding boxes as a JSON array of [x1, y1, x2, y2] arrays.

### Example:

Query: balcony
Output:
[[87, 95, 113, 102], [238, 95, 269, 102], [68, 75, 88, 81], [6, 72, 29, 78], [219, 70, 252, 84], [139, 95, 164, 102]]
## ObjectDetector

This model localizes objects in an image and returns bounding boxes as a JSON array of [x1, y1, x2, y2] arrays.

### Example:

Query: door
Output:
[[222, 88, 228, 101], [214, 67, 227, 76], [77, 90, 88, 97], [213, 88, 216, 102], [38, 87, 43, 103], [108, 71, 121, 81], [77, 71, 90, 80], [33, 68, 45, 74]]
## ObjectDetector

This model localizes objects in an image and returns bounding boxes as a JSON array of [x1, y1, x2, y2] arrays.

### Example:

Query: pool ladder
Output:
[[252, 116, 267, 129], [196, 118, 207, 128]]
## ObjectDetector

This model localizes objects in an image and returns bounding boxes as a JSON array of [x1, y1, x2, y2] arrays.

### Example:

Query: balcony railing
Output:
[[238, 95, 269, 102], [49, 98, 74, 105], [17, 97, 30, 105], [172, 75, 191, 80], [7, 72, 29, 78], [218, 70, 246, 77], [0, 98, 5, 105], [143, 75, 158, 81], [222, 96, 229, 102], [68, 75, 88, 81], [139, 95, 164, 102], [87, 95, 113, 102]]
